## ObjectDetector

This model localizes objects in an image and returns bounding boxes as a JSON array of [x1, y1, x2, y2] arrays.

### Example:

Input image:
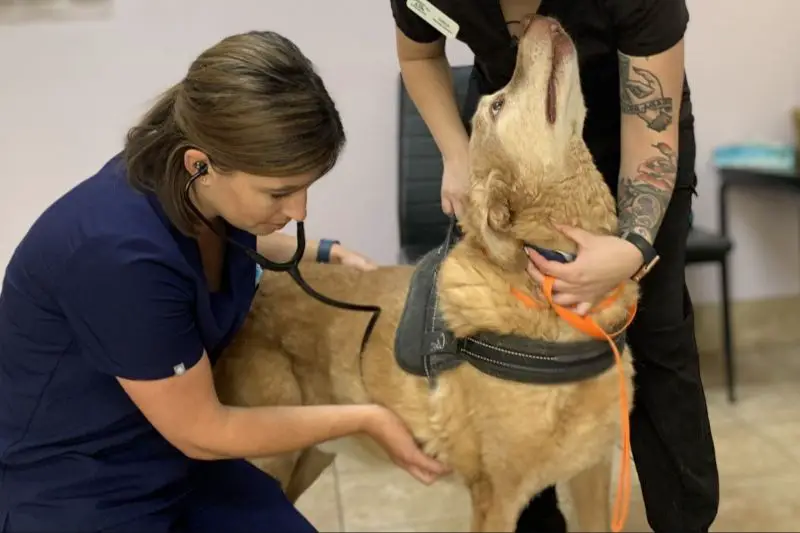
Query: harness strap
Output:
[[511, 277, 636, 533]]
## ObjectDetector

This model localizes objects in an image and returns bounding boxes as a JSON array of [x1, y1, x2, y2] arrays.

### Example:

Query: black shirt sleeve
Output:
[[604, 0, 690, 57], [390, 0, 445, 43]]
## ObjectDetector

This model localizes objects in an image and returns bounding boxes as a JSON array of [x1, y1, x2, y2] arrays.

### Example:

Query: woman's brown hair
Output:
[[124, 30, 345, 234]]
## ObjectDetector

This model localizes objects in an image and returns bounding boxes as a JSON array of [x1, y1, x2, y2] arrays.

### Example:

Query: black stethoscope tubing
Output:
[[183, 161, 381, 353]]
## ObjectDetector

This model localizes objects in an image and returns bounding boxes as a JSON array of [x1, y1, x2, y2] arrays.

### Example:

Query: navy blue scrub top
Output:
[[0, 155, 260, 532]]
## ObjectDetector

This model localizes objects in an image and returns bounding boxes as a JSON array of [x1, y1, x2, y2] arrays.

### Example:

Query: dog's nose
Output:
[[522, 14, 563, 37], [521, 13, 537, 33]]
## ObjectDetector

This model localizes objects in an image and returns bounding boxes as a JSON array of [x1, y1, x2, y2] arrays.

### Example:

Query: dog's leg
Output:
[[475, 478, 523, 533], [284, 447, 337, 503], [480, 496, 522, 532], [467, 476, 493, 532], [567, 456, 612, 532]]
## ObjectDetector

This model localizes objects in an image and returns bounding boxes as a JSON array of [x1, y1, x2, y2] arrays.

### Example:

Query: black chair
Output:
[[685, 226, 735, 402], [396, 66, 737, 403], [397, 66, 474, 264]]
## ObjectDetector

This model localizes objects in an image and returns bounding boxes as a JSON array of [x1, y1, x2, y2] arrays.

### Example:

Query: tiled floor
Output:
[[295, 341, 800, 532]]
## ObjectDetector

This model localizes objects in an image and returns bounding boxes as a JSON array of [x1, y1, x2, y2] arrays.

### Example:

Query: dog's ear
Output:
[[470, 169, 512, 230], [468, 169, 521, 268], [485, 171, 513, 233]]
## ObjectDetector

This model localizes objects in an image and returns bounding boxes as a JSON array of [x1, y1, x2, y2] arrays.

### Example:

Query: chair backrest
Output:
[[397, 65, 475, 255]]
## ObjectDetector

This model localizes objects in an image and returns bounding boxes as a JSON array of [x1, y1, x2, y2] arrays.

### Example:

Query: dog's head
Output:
[[464, 16, 589, 268]]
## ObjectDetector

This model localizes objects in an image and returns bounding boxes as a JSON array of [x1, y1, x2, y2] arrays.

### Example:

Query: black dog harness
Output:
[[393, 221, 625, 386]]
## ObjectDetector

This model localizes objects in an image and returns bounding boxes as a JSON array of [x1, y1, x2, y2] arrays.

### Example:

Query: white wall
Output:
[[0, 0, 797, 304], [683, 0, 800, 303]]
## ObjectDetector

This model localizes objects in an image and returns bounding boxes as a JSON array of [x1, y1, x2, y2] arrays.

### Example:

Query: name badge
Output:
[[406, 0, 459, 39]]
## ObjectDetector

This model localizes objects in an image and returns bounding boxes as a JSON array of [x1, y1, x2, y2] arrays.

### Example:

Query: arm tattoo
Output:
[[617, 142, 677, 243], [618, 53, 674, 132]]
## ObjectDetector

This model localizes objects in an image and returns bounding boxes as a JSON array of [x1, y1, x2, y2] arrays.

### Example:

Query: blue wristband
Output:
[[316, 239, 340, 263]]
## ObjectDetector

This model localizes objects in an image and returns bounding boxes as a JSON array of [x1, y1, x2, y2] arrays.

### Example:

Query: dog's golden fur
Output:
[[213, 17, 639, 532]]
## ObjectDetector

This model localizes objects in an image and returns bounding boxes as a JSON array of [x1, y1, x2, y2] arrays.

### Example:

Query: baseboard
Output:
[[692, 294, 800, 355]]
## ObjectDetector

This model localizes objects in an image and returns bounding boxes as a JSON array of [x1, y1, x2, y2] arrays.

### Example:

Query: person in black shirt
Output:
[[389, 1, 719, 532]]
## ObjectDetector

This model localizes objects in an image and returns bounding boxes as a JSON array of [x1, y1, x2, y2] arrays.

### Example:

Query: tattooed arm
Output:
[[524, 2, 690, 312], [617, 38, 686, 245]]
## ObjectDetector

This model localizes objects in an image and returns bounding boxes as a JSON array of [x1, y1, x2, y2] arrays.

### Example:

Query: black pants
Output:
[[459, 70, 720, 533], [177, 459, 316, 533]]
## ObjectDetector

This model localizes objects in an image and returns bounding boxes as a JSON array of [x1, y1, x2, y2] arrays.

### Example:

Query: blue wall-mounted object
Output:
[[712, 143, 796, 175]]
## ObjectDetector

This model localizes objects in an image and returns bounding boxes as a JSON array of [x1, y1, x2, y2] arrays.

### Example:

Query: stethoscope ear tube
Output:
[[182, 164, 380, 353]]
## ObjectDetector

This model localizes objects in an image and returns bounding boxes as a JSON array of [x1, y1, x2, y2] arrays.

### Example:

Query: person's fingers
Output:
[[442, 195, 454, 216], [340, 253, 378, 271], [525, 248, 551, 273], [551, 292, 584, 307], [526, 262, 545, 284], [406, 465, 436, 485], [453, 201, 464, 221], [408, 455, 450, 483], [449, 194, 464, 221], [526, 256, 584, 296], [409, 448, 450, 475], [357, 257, 378, 271], [574, 301, 593, 316], [553, 224, 593, 248], [428, 458, 450, 475], [525, 248, 576, 281], [549, 277, 581, 294]]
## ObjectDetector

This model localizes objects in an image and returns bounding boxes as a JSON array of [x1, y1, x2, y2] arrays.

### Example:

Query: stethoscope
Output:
[[183, 161, 381, 352]]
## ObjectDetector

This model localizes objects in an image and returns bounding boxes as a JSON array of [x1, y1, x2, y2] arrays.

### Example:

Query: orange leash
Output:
[[511, 277, 637, 533]]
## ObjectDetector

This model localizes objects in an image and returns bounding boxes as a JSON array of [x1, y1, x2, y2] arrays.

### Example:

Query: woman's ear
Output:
[[183, 148, 210, 176]]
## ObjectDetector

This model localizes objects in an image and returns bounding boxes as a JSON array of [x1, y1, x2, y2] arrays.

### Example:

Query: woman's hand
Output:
[[525, 224, 643, 315], [441, 156, 470, 220], [362, 405, 451, 485], [330, 244, 378, 271]]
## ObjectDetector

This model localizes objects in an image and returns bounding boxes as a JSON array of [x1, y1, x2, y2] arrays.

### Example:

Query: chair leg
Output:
[[720, 258, 736, 403]]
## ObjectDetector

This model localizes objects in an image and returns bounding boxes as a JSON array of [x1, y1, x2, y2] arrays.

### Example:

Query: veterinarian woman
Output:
[[0, 30, 448, 533], [390, 1, 718, 532]]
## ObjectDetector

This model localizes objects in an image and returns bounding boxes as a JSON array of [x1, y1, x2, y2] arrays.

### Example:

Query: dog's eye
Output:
[[490, 96, 505, 117]]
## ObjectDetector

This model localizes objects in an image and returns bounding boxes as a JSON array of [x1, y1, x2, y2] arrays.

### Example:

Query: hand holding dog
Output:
[[362, 405, 451, 485], [441, 156, 470, 221], [329, 244, 378, 271], [525, 224, 643, 316]]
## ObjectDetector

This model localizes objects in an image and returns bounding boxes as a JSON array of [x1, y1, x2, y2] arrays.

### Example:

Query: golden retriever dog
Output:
[[213, 15, 639, 533]]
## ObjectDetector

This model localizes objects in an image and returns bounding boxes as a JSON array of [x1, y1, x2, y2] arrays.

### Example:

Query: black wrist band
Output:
[[620, 230, 657, 264]]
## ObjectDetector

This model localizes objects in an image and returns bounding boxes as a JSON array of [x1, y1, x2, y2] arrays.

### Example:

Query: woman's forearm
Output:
[[257, 232, 318, 263], [190, 403, 379, 460], [399, 56, 470, 162]]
